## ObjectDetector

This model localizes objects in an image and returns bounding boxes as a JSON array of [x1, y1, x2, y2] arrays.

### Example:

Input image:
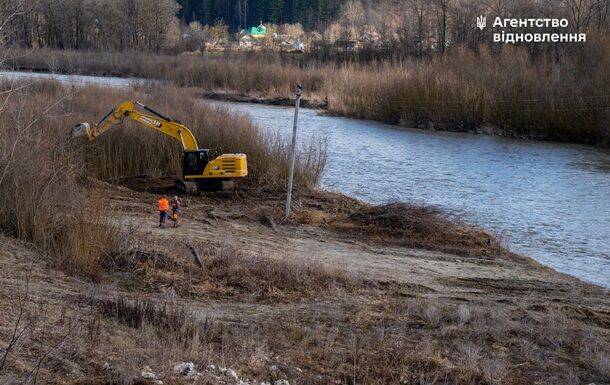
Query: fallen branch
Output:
[[185, 243, 203, 268]]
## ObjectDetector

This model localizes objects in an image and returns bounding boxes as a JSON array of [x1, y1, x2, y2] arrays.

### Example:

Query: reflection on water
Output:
[[210, 101, 610, 288]]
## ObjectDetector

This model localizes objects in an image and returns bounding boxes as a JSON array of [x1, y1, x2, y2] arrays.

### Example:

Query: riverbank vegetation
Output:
[[0, 78, 507, 275], [0, 80, 117, 279], [327, 43, 610, 144], [4, 44, 609, 146], [1, 0, 609, 146]]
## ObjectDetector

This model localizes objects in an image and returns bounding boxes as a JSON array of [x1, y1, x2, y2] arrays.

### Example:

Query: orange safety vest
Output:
[[158, 198, 169, 212]]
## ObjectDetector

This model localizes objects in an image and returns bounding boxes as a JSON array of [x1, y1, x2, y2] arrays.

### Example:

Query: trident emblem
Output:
[[477, 15, 486, 30]]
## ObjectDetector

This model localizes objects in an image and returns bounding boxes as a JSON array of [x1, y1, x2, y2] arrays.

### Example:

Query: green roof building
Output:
[[240, 24, 267, 37]]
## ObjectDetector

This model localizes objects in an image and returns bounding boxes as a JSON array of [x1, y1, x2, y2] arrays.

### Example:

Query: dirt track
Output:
[[106, 179, 608, 311]]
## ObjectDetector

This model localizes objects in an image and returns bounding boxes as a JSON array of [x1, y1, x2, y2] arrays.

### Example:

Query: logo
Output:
[[140, 116, 162, 127], [477, 16, 486, 30]]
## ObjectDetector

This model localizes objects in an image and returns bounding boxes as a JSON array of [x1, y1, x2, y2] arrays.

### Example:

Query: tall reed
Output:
[[0, 80, 120, 279], [66, 84, 326, 190], [327, 45, 609, 144], [4, 49, 329, 97], [3, 41, 609, 146]]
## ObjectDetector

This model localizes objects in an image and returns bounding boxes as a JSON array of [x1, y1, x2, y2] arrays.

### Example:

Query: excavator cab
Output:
[[183, 149, 210, 176], [181, 150, 248, 192], [179, 149, 244, 192]]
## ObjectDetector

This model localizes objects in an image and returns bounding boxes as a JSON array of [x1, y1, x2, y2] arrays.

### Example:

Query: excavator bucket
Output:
[[70, 122, 91, 139]]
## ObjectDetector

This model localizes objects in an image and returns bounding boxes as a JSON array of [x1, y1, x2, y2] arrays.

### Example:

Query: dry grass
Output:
[[255, 299, 608, 385], [51, 203, 123, 281], [339, 202, 507, 258], [108, 237, 361, 302], [0, 218, 608, 385], [97, 296, 210, 344], [246, 190, 509, 260], [0, 80, 120, 280], [4, 43, 610, 146], [67, 84, 326, 191], [3, 48, 329, 98], [199, 242, 357, 298], [5, 288, 606, 385], [327, 44, 610, 145], [91, 293, 610, 385]]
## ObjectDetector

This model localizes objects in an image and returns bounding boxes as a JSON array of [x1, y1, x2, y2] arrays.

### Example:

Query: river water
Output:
[[212, 102, 610, 288], [2, 71, 608, 287]]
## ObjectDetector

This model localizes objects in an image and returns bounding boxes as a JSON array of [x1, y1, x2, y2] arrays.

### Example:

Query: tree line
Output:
[[1, 0, 181, 51], [177, 0, 345, 30], [0, 0, 608, 57]]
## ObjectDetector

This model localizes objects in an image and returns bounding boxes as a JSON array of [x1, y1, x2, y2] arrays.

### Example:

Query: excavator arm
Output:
[[71, 100, 199, 151]]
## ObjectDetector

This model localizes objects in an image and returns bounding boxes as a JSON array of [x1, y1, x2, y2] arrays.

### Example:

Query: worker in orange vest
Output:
[[157, 195, 170, 228]]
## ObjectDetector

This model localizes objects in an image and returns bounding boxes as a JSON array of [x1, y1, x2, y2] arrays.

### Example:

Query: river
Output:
[[211, 102, 610, 288], [2, 71, 608, 288]]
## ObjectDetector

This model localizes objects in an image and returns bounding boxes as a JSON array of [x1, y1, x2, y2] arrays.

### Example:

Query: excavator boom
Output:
[[71, 100, 199, 151]]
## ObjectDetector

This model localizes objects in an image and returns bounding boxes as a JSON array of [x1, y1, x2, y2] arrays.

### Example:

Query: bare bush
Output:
[[338, 201, 506, 258], [99, 296, 199, 336], [455, 304, 471, 326]]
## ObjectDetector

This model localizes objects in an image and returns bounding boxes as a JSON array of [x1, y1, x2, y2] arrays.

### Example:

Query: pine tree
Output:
[[181, 0, 344, 30]]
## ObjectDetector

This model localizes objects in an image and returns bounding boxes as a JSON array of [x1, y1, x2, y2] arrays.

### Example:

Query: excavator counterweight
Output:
[[71, 100, 248, 192]]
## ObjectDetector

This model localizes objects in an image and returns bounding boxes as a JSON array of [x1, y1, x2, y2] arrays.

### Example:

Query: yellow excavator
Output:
[[71, 100, 247, 192]]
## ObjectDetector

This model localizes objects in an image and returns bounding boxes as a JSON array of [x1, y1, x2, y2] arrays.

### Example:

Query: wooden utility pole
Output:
[[285, 83, 302, 219]]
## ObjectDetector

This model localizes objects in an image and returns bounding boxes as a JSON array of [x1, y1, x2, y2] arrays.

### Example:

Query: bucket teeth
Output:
[[70, 122, 91, 139]]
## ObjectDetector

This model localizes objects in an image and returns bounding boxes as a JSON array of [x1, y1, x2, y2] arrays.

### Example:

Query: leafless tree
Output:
[[323, 22, 343, 42], [282, 23, 305, 40], [593, 0, 609, 29], [1, 0, 181, 52], [402, 0, 432, 56], [339, 0, 365, 40], [562, 0, 599, 31], [204, 19, 229, 47], [435, 0, 450, 53]]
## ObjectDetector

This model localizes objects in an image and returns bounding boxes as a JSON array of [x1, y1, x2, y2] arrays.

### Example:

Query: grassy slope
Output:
[[0, 181, 608, 385]]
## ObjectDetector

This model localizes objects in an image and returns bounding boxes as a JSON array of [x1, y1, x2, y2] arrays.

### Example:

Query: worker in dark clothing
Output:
[[170, 195, 183, 228]]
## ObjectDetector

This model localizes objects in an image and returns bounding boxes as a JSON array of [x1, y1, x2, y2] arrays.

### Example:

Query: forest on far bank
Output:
[[1, 0, 608, 60]]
